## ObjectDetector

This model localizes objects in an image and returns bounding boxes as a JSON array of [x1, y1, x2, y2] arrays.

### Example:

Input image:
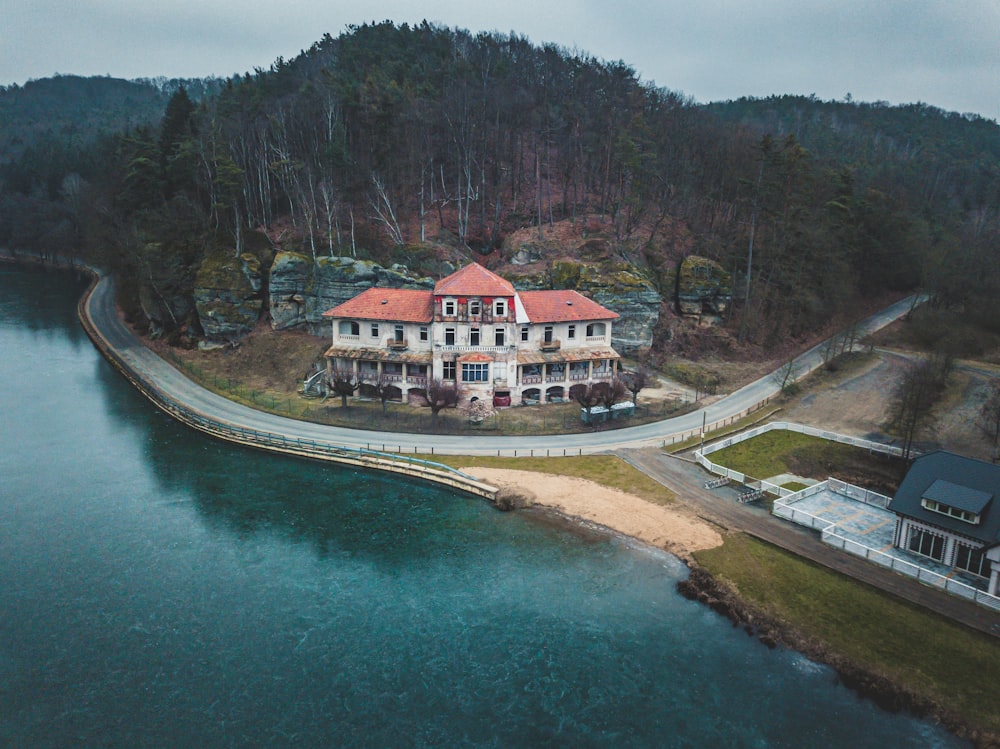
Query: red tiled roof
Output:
[[517, 290, 619, 323], [434, 263, 515, 297], [321, 288, 433, 323]]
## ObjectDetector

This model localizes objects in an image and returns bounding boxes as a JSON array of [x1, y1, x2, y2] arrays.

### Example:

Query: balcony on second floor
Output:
[[539, 338, 561, 352], [385, 337, 409, 350]]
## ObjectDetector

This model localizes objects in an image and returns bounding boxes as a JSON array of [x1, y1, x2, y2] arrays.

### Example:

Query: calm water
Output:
[[0, 266, 964, 748]]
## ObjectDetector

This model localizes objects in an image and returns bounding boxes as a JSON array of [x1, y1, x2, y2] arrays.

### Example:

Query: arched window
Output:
[[586, 322, 606, 338], [339, 320, 360, 337]]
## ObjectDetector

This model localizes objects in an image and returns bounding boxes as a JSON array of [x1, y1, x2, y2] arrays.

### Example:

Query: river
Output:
[[0, 265, 964, 747]]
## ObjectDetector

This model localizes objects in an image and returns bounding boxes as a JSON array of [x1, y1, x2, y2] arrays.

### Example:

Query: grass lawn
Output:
[[707, 429, 907, 492], [695, 533, 1000, 736], [435, 454, 677, 506], [708, 430, 854, 478]]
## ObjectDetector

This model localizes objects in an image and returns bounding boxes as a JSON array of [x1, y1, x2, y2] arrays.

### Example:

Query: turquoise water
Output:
[[0, 267, 965, 747]]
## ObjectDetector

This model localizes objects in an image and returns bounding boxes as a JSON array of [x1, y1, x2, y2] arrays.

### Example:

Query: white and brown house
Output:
[[321, 263, 621, 407]]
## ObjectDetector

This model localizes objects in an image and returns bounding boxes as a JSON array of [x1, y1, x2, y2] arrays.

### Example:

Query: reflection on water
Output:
[[0, 267, 966, 748]]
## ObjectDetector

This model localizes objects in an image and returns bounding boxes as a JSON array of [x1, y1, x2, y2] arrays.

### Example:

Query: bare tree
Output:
[[888, 353, 953, 459], [328, 367, 361, 408], [772, 357, 802, 395], [573, 383, 602, 423], [426, 380, 459, 421], [596, 378, 628, 411], [369, 173, 405, 245], [363, 371, 396, 415], [620, 369, 650, 406]]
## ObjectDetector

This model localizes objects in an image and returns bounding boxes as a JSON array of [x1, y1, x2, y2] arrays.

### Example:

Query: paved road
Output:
[[619, 448, 1000, 637], [85, 272, 921, 455], [84, 273, 1000, 633]]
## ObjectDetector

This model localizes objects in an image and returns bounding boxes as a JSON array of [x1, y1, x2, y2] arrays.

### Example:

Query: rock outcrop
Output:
[[268, 253, 434, 335], [674, 255, 732, 319], [193, 249, 264, 341], [505, 260, 662, 354]]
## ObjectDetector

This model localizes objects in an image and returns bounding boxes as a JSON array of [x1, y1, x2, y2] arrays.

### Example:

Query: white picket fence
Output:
[[774, 483, 1000, 612], [693, 421, 904, 497], [695, 423, 1000, 612]]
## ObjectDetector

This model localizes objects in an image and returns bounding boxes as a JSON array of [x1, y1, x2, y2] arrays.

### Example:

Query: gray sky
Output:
[[3, 0, 998, 121]]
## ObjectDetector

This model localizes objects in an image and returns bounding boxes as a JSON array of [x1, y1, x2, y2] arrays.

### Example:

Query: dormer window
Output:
[[921, 498, 981, 525], [920, 480, 990, 525]]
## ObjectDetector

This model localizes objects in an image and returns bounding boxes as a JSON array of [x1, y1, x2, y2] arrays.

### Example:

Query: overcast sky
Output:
[[3, 0, 998, 121]]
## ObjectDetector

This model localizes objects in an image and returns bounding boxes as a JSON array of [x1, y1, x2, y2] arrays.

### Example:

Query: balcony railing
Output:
[[521, 375, 542, 385], [539, 339, 561, 351], [386, 338, 408, 350], [438, 344, 512, 353]]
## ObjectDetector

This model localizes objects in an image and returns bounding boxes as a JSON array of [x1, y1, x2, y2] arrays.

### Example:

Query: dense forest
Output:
[[1, 21, 998, 355]]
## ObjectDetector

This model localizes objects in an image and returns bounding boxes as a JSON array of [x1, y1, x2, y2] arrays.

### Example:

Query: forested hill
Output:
[[1, 22, 998, 354]]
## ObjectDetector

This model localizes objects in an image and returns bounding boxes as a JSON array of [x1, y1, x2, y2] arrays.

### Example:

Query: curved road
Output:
[[85, 272, 921, 455], [84, 273, 1000, 635]]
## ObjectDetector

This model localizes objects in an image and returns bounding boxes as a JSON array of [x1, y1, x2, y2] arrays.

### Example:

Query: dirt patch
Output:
[[149, 322, 328, 395], [784, 448, 908, 495], [779, 351, 998, 462], [779, 353, 902, 440]]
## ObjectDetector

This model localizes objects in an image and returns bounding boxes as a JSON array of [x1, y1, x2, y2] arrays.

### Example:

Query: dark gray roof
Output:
[[889, 451, 1000, 546], [922, 479, 993, 514]]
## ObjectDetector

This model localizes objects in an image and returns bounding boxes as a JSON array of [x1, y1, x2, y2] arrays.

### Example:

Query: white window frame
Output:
[[462, 362, 490, 383]]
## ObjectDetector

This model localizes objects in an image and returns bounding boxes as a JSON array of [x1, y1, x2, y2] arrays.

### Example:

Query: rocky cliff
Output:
[[193, 249, 264, 342], [505, 260, 661, 354], [674, 255, 732, 319], [267, 253, 434, 335]]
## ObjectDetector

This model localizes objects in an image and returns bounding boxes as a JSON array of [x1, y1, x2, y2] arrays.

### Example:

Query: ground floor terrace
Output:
[[773, 479, 1000, 610], [324, 345, 619, 407]]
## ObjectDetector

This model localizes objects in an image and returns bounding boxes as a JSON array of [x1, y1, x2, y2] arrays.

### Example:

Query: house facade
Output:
[[322, 263, 620, 407], [888, 451, 1000, 596]]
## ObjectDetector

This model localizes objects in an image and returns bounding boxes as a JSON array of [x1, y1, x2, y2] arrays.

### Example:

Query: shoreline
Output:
[[459, 466, 723, 562], [461, 464, 995, 747], [677, 565, 995, 748], [6, 255, 993, 746]]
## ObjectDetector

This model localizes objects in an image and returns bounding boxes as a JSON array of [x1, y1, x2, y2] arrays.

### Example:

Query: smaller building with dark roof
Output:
[[888, 450, 1000, 595]]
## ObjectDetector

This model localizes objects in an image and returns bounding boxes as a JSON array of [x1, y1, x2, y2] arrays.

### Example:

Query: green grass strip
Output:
[[695, 534, 1000, 734]]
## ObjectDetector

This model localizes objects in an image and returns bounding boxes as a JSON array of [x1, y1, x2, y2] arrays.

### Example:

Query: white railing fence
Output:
[[694, 421, 905, 498], [770, 482, 1000, 612]]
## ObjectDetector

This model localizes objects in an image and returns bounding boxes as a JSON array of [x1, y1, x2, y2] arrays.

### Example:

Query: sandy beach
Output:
[[461, 467, 723, 560]]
